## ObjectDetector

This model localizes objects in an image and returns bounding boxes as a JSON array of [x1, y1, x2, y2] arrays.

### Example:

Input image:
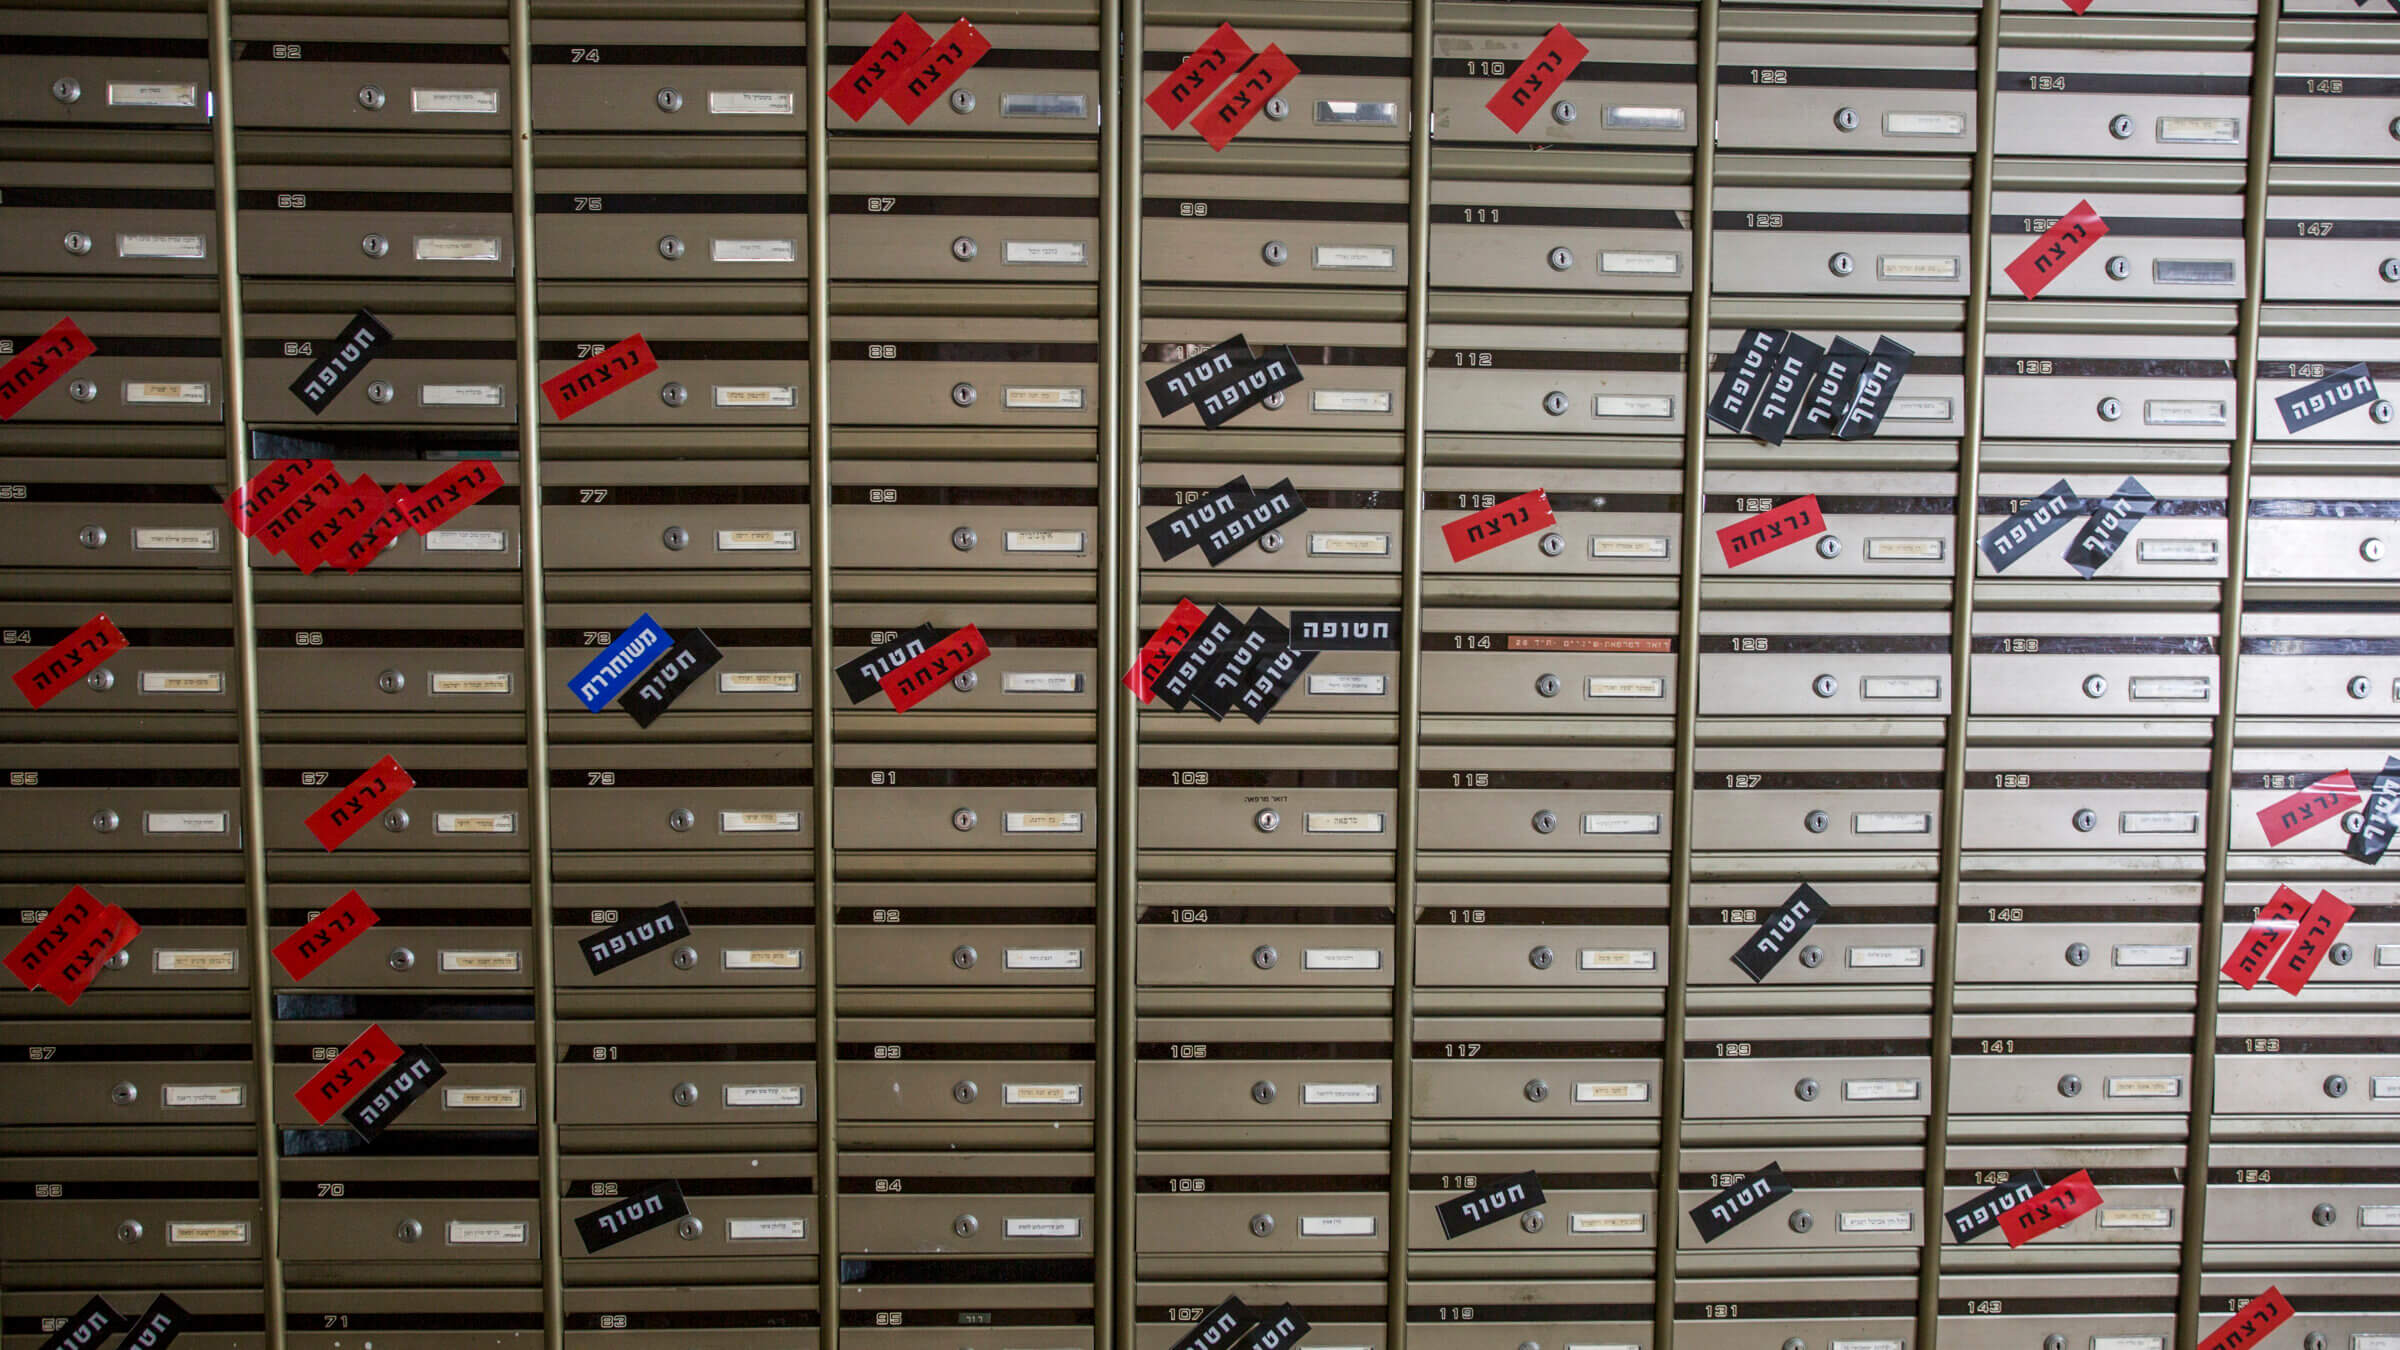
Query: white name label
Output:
[[725, 1084, 803, 1107], [430, 673, 511, 695], [1005, 529, 1087, 553], [445, 1220, 527, 1245], [125, 382, 209, 405], [717, 528, 797, 550], [162, 1084, 244, 1107], [1301, 1083, 1381, 1105], [141, 671, 223, 694], [146, 811, 228, 835], [1308, 673, 1386, 696], [728, 1218, 807, 1240], [421, 384, 505, 407], [1574, 1081, 1651, 1103], [721, 671, 798, 693], [2114, 944, 2191, 968], [721, 810, 801, 832], [443, 1086, 523, 1109], [2137, 538, 2219, 562], [1003, 1083, 1083, 1105], [426, 528, 507, 551], [1315, 245, 1395, 270], [1843, 1078, 1922, 1101], [1304, 948, 1383, 971], [2129, 677, 2210, 701], [1311, 390, 1392, 414], [1004, 1217, 1083, 1238], [710, 90, 796, 115], [2098, 1207, 2174, 1228], [435, 813, 516, 834], [1299, 1215, 1377, 1236], [1307, 812, 1386, 833], [2145, 399, 2228, 427], [1838, 1210, 1914, 1232], [1592, 535, 1670, 558], [154, 949, 236, 972], [2121, 812, 2200, 834], [725, 949, 802, 970], [1002, 671, 1084, 694], [414, 236, 501, 262], [1581, 949, 1657, 971], [439, 949, 521, 972], [1854, 812, 1933, 834], [1005, 386, 1085, 409], [1004, 811, 1086, 834], [1004, 241, 1088, 265], [119, 234, 207, 260], [715, 385, 798, 408], [712, 238, 798, 263], [2105, 1076, 2183, 1098], [1862, 676, 1940, 700], [134, 526, 219, 551], [165, 1221, 250, 1244], [1583, 813, 1661, 834], [1569, 1212, 1646, 1233], [412, 88, 501, 115], [1593, 395, 1675, 419], [1005, 948, 1085, 970], [1848, 946, 1924, 968], [1589, 676, 1667, 699], [108, 83, 198, 108], [1600, 251, 1682, 275], [1309, 531, 1391, 556], [2157, 116, 2239, 143], [1884, 111, 1965, 136]]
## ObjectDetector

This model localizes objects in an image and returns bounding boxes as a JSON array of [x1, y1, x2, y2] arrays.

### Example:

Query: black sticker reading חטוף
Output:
[[836, 623, 936, 704], [621, 629, 723, 728], [2062, 476, 2155, 579], [1708, 328, 1786, 433], [1689, 1161, 1794, 1243], [574, 1180, 691, 1254], [1147, 474, 1252, 561], [1730, 883, 1831, 983], [1746, 335, 1824, 446], [1148, 334, 1252, 417], [1834, 337, 1914, 440], [1790, 337, 1870, 440], [40, 1298, 129, 1350], [1152, 605, 1246, 711], [1435, 1169, 1547, 1239]]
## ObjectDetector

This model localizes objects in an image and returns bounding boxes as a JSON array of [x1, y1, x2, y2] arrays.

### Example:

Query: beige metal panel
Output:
[[549, 743, 811, 853], [1411, 1014, 1663, 1121], [1933, 1273, 2179, 1349], [1953, 879, 2203, 986], [241, 454, 521, 574], [832, 458, 1094, 571], [2197, 1272, 2400, 1346], [1143, 169, 1404, 289], [833, 1016, 1093, 1124], [1716, 38, 1978, 154], [0, 457, 230, 573], [2, 600, 235, 715], [0, 156, 217, 277], [1983, 333, 2236, 442], [1429, 31, 1697, 148], [837, 881, 1091, 989], [1139, 463, 1402, 577], [236, 162, 513, 280], [833, 19, 1100, 137], [1138, 1017, 1394, 1123], [1676, 1145, 1925, 1251], [244, 310, 514, 426], [1698, 609, 1952, 718], [1989, 188, 2245, 300], [0, 881, 249, 1004], [842, 1283, 1085, 1350], [254, 603, 524, 716], [1939, 1142, 2189, 1247], [1430, 177, 1693, 295], [528, 18, 810, 133], [840, 1150, 1089, 1255], [1423, 608, 1678, 717], [0, 1154, 260, 1266], [2202, 1143, 2400, 1244], [1948, 1011, 2196, 1120], [0, 306, 221, 425], [556, 881, 811, 994], [2256, 339, 2400, 444], [536, 312, 807, 427], [536, 166, 807, 281], [829, 313, 1095, 428], [1419, 745, 1676, 853], [1688, 881, 1936, 985], [1137, 1282, 1383, 1350], [1994, 47, 2252, 161], [260, 744, 525, 855], [564, 1152, 819, 1269], [833, 742, 1093, 852], [1143, 23, 1409, 145], [2263, 190, 2400, 302], [1408, 1278, 1650, 1350], [269, 882, 531, 994], [1137, 743, 1396, 852], [1141, 318, 1405, 431], [1968, 610, 2220, 717], [289, 1290, 541, 1350], [0, 9, 211, 128], [1132, 1150, 1392, 1255], [830, 601, 1093, 716], [2227, 746, 2397, 852], [1682, 1013, 1933, 1121], [229, 17, 514, 133], [0, 1018, 255, 1129], [554, 1017, 818, 1129], [1136, 880, 1394, 990], [1974, 472, 2228, 580], [1, 1290, 260, 1350], [558, 1286, 820, 1350], [1961, 746, 2212, 851], [1671, 1275, 1918, 1347], [2273, 47, 2400, 162], [544, 458, 807, 574], [1412, 881, 1668, 991], [270, 1006, 537, 1134], [2222, 880, 2397, 990], [1425, 322, 1688, 436], [0, 742, 240, 853], [834, 166, 1096, 282], [276, 1153, 541, 1270], [1407, 1148, 1657, 1251], [2246, 473, 2400, 581], [2214, 1013, 2400, 1117], [1715, 187, 1970, 298], [1709, 326, 1968, 437], [1693, 747, 1944, 852], [547, 602, 811, 719]]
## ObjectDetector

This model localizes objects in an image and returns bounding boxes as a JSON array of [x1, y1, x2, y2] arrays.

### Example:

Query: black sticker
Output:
[[573, 1179, 692, 1254], [1199, 476, 1307, 565], [1688, 1161, 1794, 1243], [289, 309, 394, 415], [1790, 337, 1869, 440], [2347, 755, 2400, 865], [114, 1296, 189, 1350], [342, 1044, 446, 1141], [1236, 644, 1316, 724], [1289, 610, 1400, 651], [1978, 477, 2083, 574], [1197, 345, 1306, 429], [1148, 334, 1252, 417], [2276, 361, 2379, 434], [1730, 883, 1831, 982], [1707, 328, 1786, 433], [1835, 336, 1915, 440], [1147, 474, 1254, 561], [836, 623, 937, 704], [41, 1298, 129, 1350], [1746, 335, 1824, 446], [1153, 605, 1246, 711], [621, 629, 723, 728], [1167, 1298, 1257, 1350], [2062, 476, 2155, 579], [1234, 1305, 1311, 1350], [1435, 1169, 1547, 1239], [1192, 609, 1285, 721], [579, 901, 695, 975], [1945, 1170, 2045, 1245]]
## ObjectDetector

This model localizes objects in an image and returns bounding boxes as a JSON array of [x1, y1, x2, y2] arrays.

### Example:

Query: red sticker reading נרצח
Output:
[[2222, 884, 2310, 989], [1146, 23, 1252, 128], [12, 613, 128, 710], [1484, 25, 1588, 133], [2257, 769, 2361, 847], [2004, 199, 2110, 299], [273, 890, 382, 982], [305, 755, 417, 852], [0, 316, 97, 421]]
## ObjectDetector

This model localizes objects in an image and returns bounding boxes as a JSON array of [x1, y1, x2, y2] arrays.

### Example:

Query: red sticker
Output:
[[2004, 199, 2111, 299], [0, 316, 98, 421], [12, 613, 129, 710], [226, 458, 336, 539], [306, 755, 417, 852], [2257, 769, 2361, 847], [323, 484, 410, 574], [1716, 494, 1827, 567], [5, 885, 107, 990], [1126, 598, 1209, 703], [1443, 488, 1557, 562], [832, 12, 936, 119], [542, 334, 660, 420], [402, 459, 503, 536], [2222, 884, 2311, 989], [294, 1023, 404, 1124], [1485, 24, 1589, 133], [273, 890, 382, 982], [2060, 0, 2095, 12], [881, 624, 992, 713], [35, 904, 139, 1008], [2267, 890, 2355, 995], [1147, 23, 1253, 128], [283, 475, 382, 575], [250, 462, 348, 557], [1998, 1169, 2102, 1247], [879, 18, 993, 124], [1195, 45, 1300, 151], [2198, 1288, 2295, 1350]]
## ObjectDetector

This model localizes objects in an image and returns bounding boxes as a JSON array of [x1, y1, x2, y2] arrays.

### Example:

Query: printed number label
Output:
[[866, 198, 896, 213], [1177, 202, 1211, 217], [1746, 213, 1784, 228], [2014, 360, 2053, 376], [570, 48, 601, 62], [868, 488, 898, 503], [272, 44, 303, 58], [1993, 773, 2031, 788], [576, 344, 609, 359], [586, 772, 615, 786], [578, 489, 608, 503], [1750, 68, 1788, 83], [573, 197, 604, 212], [591, 909, 619, 924], [868, 345, 897, 359]]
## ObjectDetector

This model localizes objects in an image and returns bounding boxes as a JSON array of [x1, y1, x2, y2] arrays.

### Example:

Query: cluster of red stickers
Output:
[[1996, 1169, 2102, 1247], [2222, 884, 2354, 994], [833, 13, 992, 124], [272, 890, 382, 981], [5, 885, 140, 1007], [2006, 199, 2111, 298], [1147, 22, 1299, 150], [882, 625, 991, 713], [12, 612, 129, 710], [294, 1023, 403, 1124], [1483, 25, 1588, 132], [224, 457, 501, 574], [2256, 769, 2362, 847], [542, 333, 660, 420], [1443, 489, 1557, 562], [306, 755, 417, 852], [1717, 494, 1827, 567], [0, 315, 97, 421]]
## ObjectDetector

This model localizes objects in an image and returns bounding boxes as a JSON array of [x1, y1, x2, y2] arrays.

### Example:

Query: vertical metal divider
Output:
[[2175, 8, 2276, 1342], [1650, 1, 1718, 1343], [205, 5, 285, 1345], [806, 0, 839, 1341], [503, 3, 568, 1344], [1915, 0, 2000, 1340], [1096, 0, 1125, 1337], [1113, 1, 1144, 1344]]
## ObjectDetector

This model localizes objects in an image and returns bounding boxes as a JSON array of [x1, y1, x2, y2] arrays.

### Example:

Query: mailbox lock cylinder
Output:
[[953, 1080, 979, 1103], [953, 945, 978, 970], [393, 1218, 421, 1243], [117, 1219, 144, 1244], [1794, 1077, 1820, 1102]]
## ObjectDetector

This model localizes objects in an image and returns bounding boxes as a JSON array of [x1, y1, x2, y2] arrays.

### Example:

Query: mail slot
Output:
[[537, 163, 807, 281], [832, 458, 1094, 571], [237, 161, 511, 280], [1969, 611, 2219, 716], [1685, 1013, 1932, 1120], [0, 743, 239, 853], [1143, 601, 1398, 721], [561, 1285, 816, 1350], [1693, 747, 1943, 851], [1949, 1012, 2194, 1120], [538, 311, 806, 426], [548, 602, 810, 720], [836, 18, 1100, 136], [2, 9, 210, 127], [555, 1017, 816, 1132], [2204, 1142, 2400, 1244], [1146, 163, 1405, 289], [1142, 312, 1407, 431], [1139, 463, 1401, 576], [1143, 23, 1408, 144], [841, 1278, 1086, 1350], [0, 881, 247, 1007], [2249, 474, 2400, 581], [1139, 744, 1395, 851], [544, 457, 806, 573], [565, 1152, 816, 1273], [837, 880, 1091, 990], [242, 449, 522, 573], [262, 745, 524, 855], [0, 306, 218, 424], [231, 17, 513, 133], [1141, 1281, 1383, 1350], [1137, 881, 1392, 991], [1135, 1149, 1390, 1253], [832, 602, 1093, 716], [1430, 24, 1695, 147], [1954, 879, 2202, 986], [1410, 1278, 1650, 1350], [834, 743, 1093, 851], [1420, 746, 1675, 852], [1991, 187, 2245, 299], [1716, 185, 1969, 296], [2198, 1273, 2400, 1348], [1997, 41, 2251, 159], [1429, 317, 1688, 436], [2264, 180, 2400, 302], [0, 154, 215, 276], [835, 1017, 1092, 1124], [246, 310, 512, 425], [1964, 747, 2210, 850], [1984, 333, 2236, 440], [1422, 609, 1678, 718], [1412, 1015, 1661, 1121], [2274, 47, 2400, 161], [0, 456, 229, 573], [1678, 1146, 1923, 1251], [555, 881, 811, 1000], [1141, 1017, 1392, 1123], [4, 601, 233, 715], [835, 160, 1099, 281], [256, 603, 523, 717], [840, 1151, 1089, 1255], [2257, 341, 2400, 443], [2229, 749, 2398, 853], [1674, 1275, 1917, 1349], [1701, 469, 1958, 578], [550, 744, 810, 852], [271, 993, 535, 1132], [277, 1148, 538, 1272], [1410, 1149, 1656, 1250], [0, 1018, 253, 1129], [831, 312, 1094, 427], [528, 16, 808, 133], [1431, 171, 1692, 294], [271, 881, 531, 993], [1976, 472, 2228, 579], [0, 1155, 258, 1270], [2222, 881, 2396, 989], [1413, 881, 1667, 990], [2215, 1013, 2400, 1117], [1689, 881, 1935, 985], [1935, 1273, 2178, 1350], [1941, 1142, 2187, 1245], [1699, 610, 1950, 718], [1, 1289, 260, 1350], [292, 1289, 540, 1350], [1717, 24, 1977, 153]]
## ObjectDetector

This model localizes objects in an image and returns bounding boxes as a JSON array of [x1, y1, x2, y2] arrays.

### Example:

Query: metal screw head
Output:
[[2097, 396, 2124, 422], [660, 382, 689, 407], [1551, 99, 1577, 125], [393, 1218, 421, 1243], [68, 379, 97, 402], [2325, 1074, 2350, 1098], [117, 1219, 145, 1244], [1520, 1210, 1545, 1233], [1828, 251, 1855, 277], [953, 1080, 979, 1103], [2058, 1073, 2083, 1097], [2082, 673, 2108, 699], [671, 945, 699, 970], [672, 1081, 699, 1106], [2313, 1202, 2338, 1227], [1255, 808, 1280, 832], [662, 525, 690, 550], [112, 1081, 138, 1105], [1262, 390, 1286, 410], [1524, 1078, 1549, 1102], [1794, 1077, 1820, 1102], [1250, 1213, 1275, 1237], [1264, 95, 1289, 121], [953, 945, 978, 970], [1529, 945, 1555, 970], [951, 382, 977, 407], [1260, 529, 1286, 553], [1813, 674, 1839, 699], [677, 1216, 704, 1240], [2106, 255, 2131, 281], [365, 380, 395, 405], [1252, 945, 1278, 970], [2109, 113, 2135, 139], [657, 235, 685, 260], [2375, 400, 2396, 425], [52, 76, 81, 104], [2073, 808, 2100, 833], [1798, 944, 1824, 969], [951, 525, 978, 551], [949, 87, 976, 113], [667, 808, 696, 833], [63, 231, 92, 256], [358, 84, 387, 111], [377, 669, 407, 694], [1548, 246, 1574, 272], [2066, 941, 2091, 967], [85, 668, 114, 691], [1251, 1080, 1276, 1104], [1804, 809, 1830, 834], [1788, 1209, 1814, 1233], [656, 88, 684, 112], [952, 808, 978, 832], [952, 235, 979, 262], [2330, 941, 2354, 966], [1543, 390, 1571, 417], [387, 946, 416, 972], [78, 525, 107, 549], [1532, 809, 1558, 835], [2383, 258, 2400, 283], [1816, 535, 1842, 559], [1539, 531, 1565, 556], [1262, 240, 1289, 266], [954, 1214, 979, 1237], [91, 809, 119, 833], [1536, 673, 1562, 698], [1833, 106, 1859, 132], [951, 669, 978, 692]]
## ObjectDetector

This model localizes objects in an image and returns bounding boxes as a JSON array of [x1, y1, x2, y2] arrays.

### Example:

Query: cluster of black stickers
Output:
[[1708, 329, 1913, 444], [1150, 474, 1254, 560], [2063, 477, 2156, 579], [1156, 604, 1353, 723], [1730, 883, 1830, 983], [1146, 334, 1308, 428], [290, 309, 393, 415], [39, 1297, 130, 1350], [622, 629, 723, 728], [1151, 474, 1311, 566], [2276, 361, 2380, 434], [1154, 605, 1247, 711], [574, 1179, 692, 1254], [1977, 476, 2157, 580], [343, 1044, 446, 1142], [836, 623, 937, 703], [117, 1296, 189, 1350], [2347, 755, 2400, 865], [1689, 1161, 1793, 1243], [1946, 1170, 2045, 1245], [1167, 1297, 1256, 1350], [1978, 478, 2082, 574], [579, 901, 695, 975], [1435, 1169, 1547, 1239]]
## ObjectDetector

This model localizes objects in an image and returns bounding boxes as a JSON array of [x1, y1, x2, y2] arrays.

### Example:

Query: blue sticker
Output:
[[568, 613, 671, 712]]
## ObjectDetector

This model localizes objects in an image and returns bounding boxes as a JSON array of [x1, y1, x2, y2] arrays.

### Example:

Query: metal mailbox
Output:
[[1963, 747, 2211, 850], [0, 1018, 253, 1130], [0, 742, 239, 853], [2214, 1013, 2400, 1117], [2248, 474, 2400, 582], [1139, 463, 1401, 576], [262, 745, 524, 855], [0, 1155, 258, 1269], [1934, 1274, 2179, 1350], [564, 1152, 816, 1273], [1430, 29, 1696, 148], [555, 1018, 816, 1131], [832, 602, 1092, 717], [1941, 1142, 2188, 1246], [1673, 1276, 1918, 1350], [836, 19, 1099, 137], [556, 881, 810, 997], [1409, 1279, 1650, 1350], [1, 1290, 259, 1350], [1991, 188, 2245, 300], [1427, 320, 1688, 436], [1954, 879, 2203, 986], [1968, 611, 2219, 717], [836, 163, 1096, 282], [2203, 1143, 2400, 1244], [230, 18, 513, 133], [840, 1281, 1083, 1350], [2229, 748, 2394, 853], [832, 458, 1093, 572], [243, 452, 521, 573], [1701, 470, 1957, 578], [1140, 1282, 1383, 1350], [537, 165, 806, 281], [1, 307, 218, 424], [1683, 1013, 1933, 1120], [2221, 881, 2395, 989], [2, 9, 210, 127], [837, 881, 1091, 991], [831, 313, 1093, 428], [538, 313, 805, 427], [1693, 747, 1944, 852], [2274, 47, 2400, 161], [1948, 1012, 2195, 1120], [1995, 45, 2252, 160], [236, 161, 512, 280], [0, 881, 248, 1006], [1717, 33, 1978, 153], [1136, 880, 1393, 992], [1688, 881, 1936, 985], [528, 18, 808, 133], [1422, 608, 1678, 719], [1677, 1146, 1924, 1251], [291, 1290, 539, 1350], [1430, 173, 1692, 294], [1143, 24, 1408, 144], [1140, 318, 1405, 432], [1138, 1017, 1392, 1124], [1412, 881, 1668, 991], [256, 603, 523, 718], [271, 994, 536, 1133], [1419, 746, 1676, 853], [549, 744, 811, 853], [1408, 1149, 1656, 1250], [1698, 610, 1951, 718], [1145, 167, 1405, 289], [2264, 183, 2400, 303], [1143, 601, 1397, 721], [544, 458, 805, 573], [270, 882, 530, 994], [1975, 472, 2228, 580], [2256, 339, 2400, 444], [547, 602, 810, 721], [277, 1149, 539, 1271], [1, 456, 228, 573], [560, 1286, 814, 1350], [1715, 186, 1970, 297], [4, 601, 233, 715], [839, 1151, 1089, 1256], [834, 1016, 1092, 1125], [245, 311, 512, 426], [2199, 1273, 2400, 1348], [0, 155, 215, 276], [1134, 1150, 1391, 1254], [1411, 1015, 1663, 1122], [1138, 744, 1394, 852], [834, 743, 1092, 852], [1983, 333, 2236, 441]]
